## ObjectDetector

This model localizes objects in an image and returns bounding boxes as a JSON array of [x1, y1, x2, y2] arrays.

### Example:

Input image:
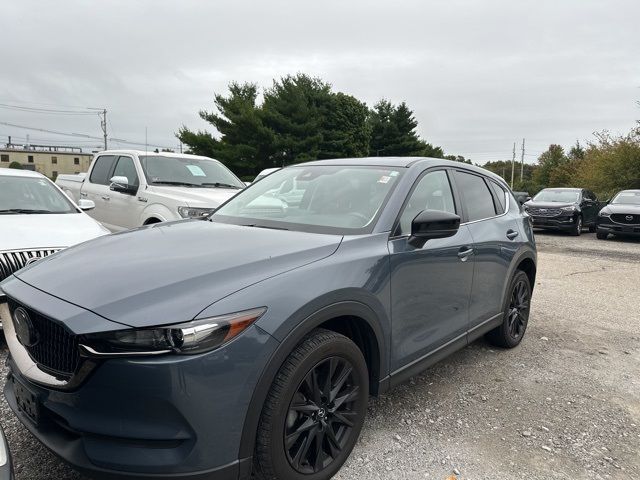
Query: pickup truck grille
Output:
[[527, 207, 562, 217], [611, 213, 640, 225], [0, 249, 60, 282], [7, 298, 80, 378]]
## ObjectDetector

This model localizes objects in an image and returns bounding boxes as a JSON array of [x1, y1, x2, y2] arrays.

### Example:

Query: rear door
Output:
[[80, 155, 117, 227], [582, 190, 598, 225], [453, 170, 520, 331], [389, 169, 474, 372], [102, 155, 142, 231]]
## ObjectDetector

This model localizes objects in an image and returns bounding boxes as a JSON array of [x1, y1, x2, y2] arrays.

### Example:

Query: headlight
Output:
[[561, 206, 577, 212], [79, 307, 266, 357], [598, 210, 611, 217], [178, 206, 216, 219]]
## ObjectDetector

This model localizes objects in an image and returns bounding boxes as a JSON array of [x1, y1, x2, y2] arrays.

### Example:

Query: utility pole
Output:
[[510, 142, 516, 188], [520, 138, 525, 182], [100, 109, 108, 150]]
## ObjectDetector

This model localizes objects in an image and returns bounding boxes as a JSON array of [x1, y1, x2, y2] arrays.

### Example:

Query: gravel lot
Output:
[[1, 231, 639, 480]]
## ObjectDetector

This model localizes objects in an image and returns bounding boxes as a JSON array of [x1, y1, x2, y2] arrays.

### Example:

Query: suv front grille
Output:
[[528, 207, 562, 217], [611, 213, 640, 225], [7, 298, 80, 378], [0, 249, 60, 282]]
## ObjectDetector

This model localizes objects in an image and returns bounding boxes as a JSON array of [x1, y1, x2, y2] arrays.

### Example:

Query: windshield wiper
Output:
[[152, 181, 201, 187], [242, 223, 289, 231], [0, 209, 56, 214], [201, 182, 242, 189]]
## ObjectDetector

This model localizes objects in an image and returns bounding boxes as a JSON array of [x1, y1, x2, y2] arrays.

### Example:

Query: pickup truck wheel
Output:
[[571, 215, 583, 236], [254, 329, 368, 480], [486, 270, 531, 349]]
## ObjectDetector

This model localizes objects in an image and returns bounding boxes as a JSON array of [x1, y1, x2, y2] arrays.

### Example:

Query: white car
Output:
[[0, 169, 109, 326], [253, 167, 281, 183], [56, 150, 245, 232]]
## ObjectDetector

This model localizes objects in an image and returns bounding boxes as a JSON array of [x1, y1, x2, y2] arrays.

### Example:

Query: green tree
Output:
[[318, 92, 370, 159], [8, 161, 22, 169], [532, 144, 568, 187], [368, 100, 425, 156]]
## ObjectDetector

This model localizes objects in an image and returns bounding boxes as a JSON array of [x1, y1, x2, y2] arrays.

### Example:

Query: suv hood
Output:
[[525, 201, 576, 209], [146, 185, 240, 207], [15, 220, 341, 327], [0, 213, 108, 251], [604, 204, 640, 214]]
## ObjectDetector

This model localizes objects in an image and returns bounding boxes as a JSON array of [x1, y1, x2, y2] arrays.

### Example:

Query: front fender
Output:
[[140, 202, 176, 224]]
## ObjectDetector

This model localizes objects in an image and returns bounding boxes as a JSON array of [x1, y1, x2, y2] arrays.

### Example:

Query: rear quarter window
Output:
[[454, 171, 497, 222]]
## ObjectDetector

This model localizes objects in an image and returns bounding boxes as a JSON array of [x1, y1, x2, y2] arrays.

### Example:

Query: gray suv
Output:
[[1, 157, 536, 480]]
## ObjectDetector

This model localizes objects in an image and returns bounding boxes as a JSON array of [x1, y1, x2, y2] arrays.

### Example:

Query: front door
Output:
[[389, 169, 473, 372], [102, 155, 141, 231], [80, 154, 117, 227]]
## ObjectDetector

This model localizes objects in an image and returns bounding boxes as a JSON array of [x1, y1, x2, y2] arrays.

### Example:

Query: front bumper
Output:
[[529, 214, 577, 230], [597, 218, 640, 236], [0, 286, 278, 480]]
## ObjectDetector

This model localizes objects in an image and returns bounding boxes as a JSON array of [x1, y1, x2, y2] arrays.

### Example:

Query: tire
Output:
[[571, 215, 583, 236], [596, 231, 608, 240], [486, 270, 532, 348], [254, 329, 369, 480], [588, 224, 597, 233]]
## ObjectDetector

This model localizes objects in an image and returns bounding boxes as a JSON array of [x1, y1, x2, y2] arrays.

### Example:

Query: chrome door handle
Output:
[[458, 247, 474, 261], [506, 229, 519, 240], [80, 192, 87, 198], [101, 195, 110, 201]]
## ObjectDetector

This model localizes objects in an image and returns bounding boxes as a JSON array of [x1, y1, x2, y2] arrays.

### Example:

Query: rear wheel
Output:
[[486, 270, 532, 348], [254, 329, 369, 480], [596, 231, 608, 240]]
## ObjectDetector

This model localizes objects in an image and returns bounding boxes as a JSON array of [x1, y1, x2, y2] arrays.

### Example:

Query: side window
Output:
[[488, 180, 507, 214], [89, 155, 117, 185], [112, 156, 139, 186], [398, 170, 456, 235], [454, 171, 497, 221]]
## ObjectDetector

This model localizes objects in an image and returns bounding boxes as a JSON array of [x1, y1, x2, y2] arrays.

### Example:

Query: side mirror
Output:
[[409, 210, 460, 247], [78, 199, 95, 211], [109, 176, 137, 195]]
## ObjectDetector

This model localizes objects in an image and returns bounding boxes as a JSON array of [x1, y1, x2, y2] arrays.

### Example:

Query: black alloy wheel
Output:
[[486, 270, 532, 348], [572, 215, 583, 236], [254, 329, 368, 480], [285, 357, 359, 474]]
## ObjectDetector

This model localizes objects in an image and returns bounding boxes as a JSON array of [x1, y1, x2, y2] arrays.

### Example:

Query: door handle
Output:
[[80, 192, 87, 198], [506, 229, 519, 240], [101, 195, 110, 201], [458, 247, 474, 261]]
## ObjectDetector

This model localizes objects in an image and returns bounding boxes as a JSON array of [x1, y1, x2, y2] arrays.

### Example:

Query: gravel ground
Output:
[[1, 230, 639, 480]]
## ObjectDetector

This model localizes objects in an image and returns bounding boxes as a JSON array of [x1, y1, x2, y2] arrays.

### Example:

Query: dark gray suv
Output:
[[1, 157, 536, 480]]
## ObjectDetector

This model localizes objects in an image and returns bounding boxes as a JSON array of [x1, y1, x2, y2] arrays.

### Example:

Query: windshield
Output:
[[532, 190, 580, 203], [611, 191, 640, 205], [139, 155, 245, 189], [212, 165, 403, 234], [0, 175, 77, 214]]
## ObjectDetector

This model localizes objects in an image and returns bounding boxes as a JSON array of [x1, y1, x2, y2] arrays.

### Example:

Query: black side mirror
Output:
[[409, 210, 460, 247], [109, 175, 137, 195]]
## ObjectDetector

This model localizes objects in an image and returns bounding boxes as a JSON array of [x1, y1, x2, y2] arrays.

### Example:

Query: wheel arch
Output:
[[238, 300, 386, 461]]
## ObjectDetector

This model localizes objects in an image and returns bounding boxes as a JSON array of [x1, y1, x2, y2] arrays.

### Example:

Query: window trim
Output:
[[88, 154, 118, 185], [112, 155, 139, 186], [389, 167, 460, 239], [452, 169, 511, 225]]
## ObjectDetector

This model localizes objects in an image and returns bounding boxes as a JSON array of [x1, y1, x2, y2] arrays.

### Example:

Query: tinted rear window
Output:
[[489, 180, 506, 213], [89, 155, 117, 185], [455, 171, 497, 221]]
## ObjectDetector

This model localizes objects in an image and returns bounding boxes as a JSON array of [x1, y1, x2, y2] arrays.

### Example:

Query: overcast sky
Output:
[[1, 0, 638, 165]]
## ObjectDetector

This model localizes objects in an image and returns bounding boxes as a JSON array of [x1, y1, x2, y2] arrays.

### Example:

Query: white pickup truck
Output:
[[57, 150, 245, 231]]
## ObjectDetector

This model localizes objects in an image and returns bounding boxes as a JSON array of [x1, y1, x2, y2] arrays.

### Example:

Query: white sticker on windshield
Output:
[[186, 165, 206, 177], [378, 176, 391, 184]]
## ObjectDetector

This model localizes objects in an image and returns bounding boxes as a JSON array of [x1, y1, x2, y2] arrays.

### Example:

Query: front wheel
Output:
[[596, 231, 608, 240], [486, 270, 532, 348], [254, 329, 369, 480], [571, 215, 583, 236]]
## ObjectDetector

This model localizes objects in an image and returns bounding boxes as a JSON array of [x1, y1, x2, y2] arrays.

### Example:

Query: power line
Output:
[[0, 103, 98, 115]]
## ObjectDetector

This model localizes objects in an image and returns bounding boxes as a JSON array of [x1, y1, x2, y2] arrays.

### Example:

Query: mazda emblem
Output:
[[626, 215, 634, 221], [13, 307, 39, 347]]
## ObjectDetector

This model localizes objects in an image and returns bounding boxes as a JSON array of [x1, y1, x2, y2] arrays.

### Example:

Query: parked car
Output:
[[57, 150, 245, 231], [0, 423, 13, 480], [596, 189, 640, 239], [0, 168, 108, 328], [523, 187, 601, 235], [1, 158, 536, 480]]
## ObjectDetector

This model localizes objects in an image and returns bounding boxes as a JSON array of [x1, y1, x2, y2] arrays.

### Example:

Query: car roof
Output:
[[296, 157, 507, 184], [98, 150, 220, 162], [618, 189, 640, 193], [0, 168, 47, 179], [540, 187, 582, 191]]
